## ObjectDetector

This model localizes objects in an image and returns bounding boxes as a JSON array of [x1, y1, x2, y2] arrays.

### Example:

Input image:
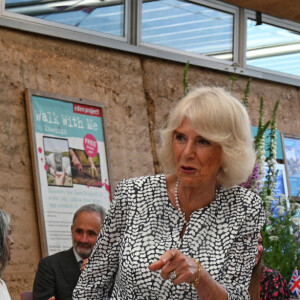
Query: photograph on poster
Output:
[[43, 136, 73, 187], [69, 148, 101, 187], [283, 135, 300, 198]]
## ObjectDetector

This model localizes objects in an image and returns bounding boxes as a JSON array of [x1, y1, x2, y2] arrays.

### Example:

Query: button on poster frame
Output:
[[25, 88, 113, 257]]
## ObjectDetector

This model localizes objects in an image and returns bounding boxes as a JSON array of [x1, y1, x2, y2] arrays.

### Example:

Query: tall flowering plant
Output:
[[183, 61, 190, 96], [241, 95, 271, 195], [240, 92, 272, 197], [236, 74, 278, 200], [236, 78, 300, 284], [263, 100, 279, 198]]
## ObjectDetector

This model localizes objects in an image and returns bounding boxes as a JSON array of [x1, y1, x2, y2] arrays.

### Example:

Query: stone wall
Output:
[[0, 26, 299, 299]]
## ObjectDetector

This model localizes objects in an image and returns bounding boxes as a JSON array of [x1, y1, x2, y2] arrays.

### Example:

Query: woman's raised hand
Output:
[[148, 249, 200, 285]]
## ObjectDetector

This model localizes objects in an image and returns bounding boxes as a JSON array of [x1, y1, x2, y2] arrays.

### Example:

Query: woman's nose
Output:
[[183, 141, 196, 157]]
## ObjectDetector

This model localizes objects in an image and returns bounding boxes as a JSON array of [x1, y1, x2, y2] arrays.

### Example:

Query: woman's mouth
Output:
[[181, 165, 196, 172]]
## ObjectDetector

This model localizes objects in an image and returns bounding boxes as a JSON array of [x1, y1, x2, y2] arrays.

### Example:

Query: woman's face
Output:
[[172, 118, 222, 188], [255, 232, 263, 266], [6, 226, 13, 261]]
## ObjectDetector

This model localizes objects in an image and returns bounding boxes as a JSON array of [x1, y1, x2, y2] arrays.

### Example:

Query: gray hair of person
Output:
[[159, 86, 256, 188], [72, 203, 106, 224], [0, 210, 10, 275]]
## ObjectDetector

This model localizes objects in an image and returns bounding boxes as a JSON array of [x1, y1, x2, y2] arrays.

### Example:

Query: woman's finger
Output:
[[161, 249, 178, 262], [148, 249, 178, 272], [148, 258, 167, 271]]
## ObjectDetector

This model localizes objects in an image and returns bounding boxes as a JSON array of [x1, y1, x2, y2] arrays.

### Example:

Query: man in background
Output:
[[33, 203, 106, 300]]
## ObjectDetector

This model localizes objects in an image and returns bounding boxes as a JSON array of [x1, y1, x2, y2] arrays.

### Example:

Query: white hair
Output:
[[159, 87, 256, 188]]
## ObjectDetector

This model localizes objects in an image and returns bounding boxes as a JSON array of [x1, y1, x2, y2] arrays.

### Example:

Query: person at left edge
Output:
[[0, 210, 14, 300], [33, 203, 105, 300]]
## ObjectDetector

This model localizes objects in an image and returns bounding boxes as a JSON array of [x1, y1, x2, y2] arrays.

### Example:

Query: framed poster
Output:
[[282, 134, 300, 199], [25, 89, 112, 256]]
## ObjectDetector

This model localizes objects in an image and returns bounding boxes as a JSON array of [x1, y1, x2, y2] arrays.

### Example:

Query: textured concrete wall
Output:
[[0, 27, 299, 299]]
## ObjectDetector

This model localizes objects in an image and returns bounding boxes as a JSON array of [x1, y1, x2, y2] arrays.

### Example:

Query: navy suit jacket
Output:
[[33, 247, 81, 300]]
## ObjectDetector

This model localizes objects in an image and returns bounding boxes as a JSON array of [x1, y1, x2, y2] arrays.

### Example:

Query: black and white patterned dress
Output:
[[73, 174, 265, 300]]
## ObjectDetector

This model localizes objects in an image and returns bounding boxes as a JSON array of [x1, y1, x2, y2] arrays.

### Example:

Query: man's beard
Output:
[[74, 242, 93, 259]]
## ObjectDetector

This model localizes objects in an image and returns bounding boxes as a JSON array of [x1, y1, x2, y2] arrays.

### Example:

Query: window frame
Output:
[[0, 0, 131, 44], [244, 10, 300, 85], [0, 0, 299, 87], [137, 0, 240, 64]]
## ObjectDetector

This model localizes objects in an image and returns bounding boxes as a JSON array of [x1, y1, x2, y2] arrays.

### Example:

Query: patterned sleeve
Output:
[[73, 179, 129, 299], [220, 189, 266, 299]]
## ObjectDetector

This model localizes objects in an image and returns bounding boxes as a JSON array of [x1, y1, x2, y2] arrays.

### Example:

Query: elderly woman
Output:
[[73, 87, 265, 299], [0, 210, 14, 300]]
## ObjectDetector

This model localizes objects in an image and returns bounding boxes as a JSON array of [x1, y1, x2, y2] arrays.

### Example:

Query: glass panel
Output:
[[5, 0, 125, 37], [141, 0, 234, 60], [247, 19, 300, 77]]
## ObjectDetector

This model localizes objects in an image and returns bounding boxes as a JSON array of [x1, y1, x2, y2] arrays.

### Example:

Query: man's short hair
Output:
[[72, 204, 106, 224]]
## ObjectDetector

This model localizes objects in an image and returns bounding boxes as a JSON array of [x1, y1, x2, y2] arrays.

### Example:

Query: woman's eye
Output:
[[196, 138, 210, 145], [175, 133, 186, 142]]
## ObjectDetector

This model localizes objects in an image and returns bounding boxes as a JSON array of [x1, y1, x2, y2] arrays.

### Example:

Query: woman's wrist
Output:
[[189, 258, 202, 286]]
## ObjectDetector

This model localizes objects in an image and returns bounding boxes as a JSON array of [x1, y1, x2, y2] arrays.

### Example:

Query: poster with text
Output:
[[26, 89, 112, 256]]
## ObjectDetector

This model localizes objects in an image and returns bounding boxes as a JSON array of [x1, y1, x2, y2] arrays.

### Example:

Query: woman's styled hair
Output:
[[0, 210, 10, 275], [159, 86, 256, 188]]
